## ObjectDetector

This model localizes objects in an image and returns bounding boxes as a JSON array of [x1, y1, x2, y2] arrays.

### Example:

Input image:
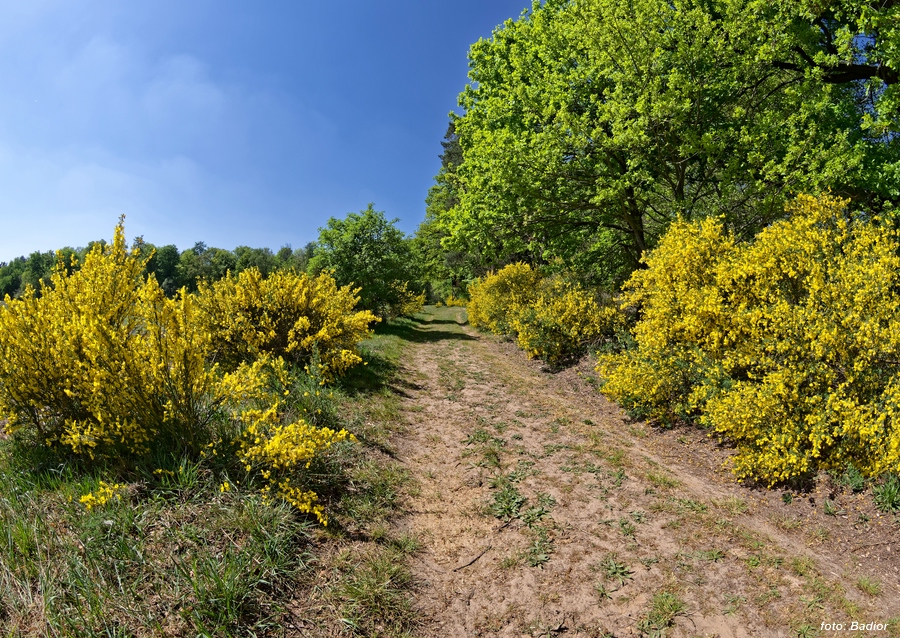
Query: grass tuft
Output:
[[336, 546, 417, 637], [874, 474, 900, 513], [637, 591, 686, 636], [856, 576, 882, 597], [597, 554, 633, 586]]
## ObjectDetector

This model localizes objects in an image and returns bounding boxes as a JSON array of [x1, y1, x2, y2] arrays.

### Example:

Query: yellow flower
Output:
[[80, 481, 125, 511], [598, 194, 900, 483]]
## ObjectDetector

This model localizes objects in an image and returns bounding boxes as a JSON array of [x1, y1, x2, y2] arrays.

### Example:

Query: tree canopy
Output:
[[309, 204, 421, 318], [415, 123, 496, 299], [435, 0, 900, 286], [0, 238, 315, 299]]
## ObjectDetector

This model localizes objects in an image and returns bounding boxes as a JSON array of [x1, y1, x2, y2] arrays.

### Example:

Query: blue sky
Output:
[[0, 0, 528, 262]]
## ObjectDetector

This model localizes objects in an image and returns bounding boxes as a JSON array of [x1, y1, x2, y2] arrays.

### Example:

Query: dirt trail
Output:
[[392, 306, 899, 638]]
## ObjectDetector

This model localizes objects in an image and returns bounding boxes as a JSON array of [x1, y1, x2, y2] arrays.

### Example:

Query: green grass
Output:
[[594, 582, 613, 601], [597, 554, 633, 586], [334, 545, 418, 637], [714, 496, 748, 516], [520, 506, 550, 528], [839, 463, 868, 493], [874, 474, 900, 513], [522, 527, 554, 568], [337, 458, 410, 524], [856, 576, 882, 597], [637, 591, 686, 636], [488, 484, 527, 520], [0, 312, 425, 636], [618, 518, 637, 539], [646, 471, 680, 489], [699, 549, 725, 562], [0, 454, 312, 636], [464, 428, 493, 445]]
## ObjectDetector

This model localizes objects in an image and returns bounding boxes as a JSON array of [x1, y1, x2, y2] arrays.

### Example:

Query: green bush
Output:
[[309, 204, 424, 319]]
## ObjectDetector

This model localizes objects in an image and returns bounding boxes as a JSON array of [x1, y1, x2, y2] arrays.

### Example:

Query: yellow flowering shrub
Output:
[[598, 194, 900, 483], [512, 277, 622, 366], [444, 295, 467, 307], [468, 263, 621, 365], [79, 481, 126, 511], [467, 263, 542, 334], [237, 405, 355, 524], [0, 220, 261, 459], [0, 221, 368, 525], [388, 281, 426, 318], [196, 268, 378, 379], [596, 216, 735, 423]]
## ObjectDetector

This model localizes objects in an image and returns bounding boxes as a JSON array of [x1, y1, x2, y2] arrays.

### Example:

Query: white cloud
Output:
[[143, 55, 225, 121], [55, 35, 131, 94], [0, 3, 351, 261]]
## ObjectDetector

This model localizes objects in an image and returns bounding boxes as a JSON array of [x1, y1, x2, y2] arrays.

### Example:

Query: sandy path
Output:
[[392, 306, 899, 638]]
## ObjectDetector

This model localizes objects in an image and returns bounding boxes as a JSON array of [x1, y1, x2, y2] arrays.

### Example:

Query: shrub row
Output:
[[467, 263, 620, 366], [0, 221, 377, 523], [598, 194, 900, 484]]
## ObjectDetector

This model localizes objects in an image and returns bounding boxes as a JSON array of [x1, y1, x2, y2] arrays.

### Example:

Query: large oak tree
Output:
[[438, 0, 899, 285]]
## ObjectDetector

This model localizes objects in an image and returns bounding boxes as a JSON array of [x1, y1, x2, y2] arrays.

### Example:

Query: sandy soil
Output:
[[392, 306, 899, 638]]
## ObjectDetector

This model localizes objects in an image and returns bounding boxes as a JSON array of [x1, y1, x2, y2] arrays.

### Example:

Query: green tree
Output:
[[766, 0, 898, 133], [309, 204, 421, 318], [416, 123, 492, 300], [2, 246, 87, 298], [443, 0, 899, 286], [0, 257, 26, 298], [276, 245, 294, 267], [144, 244, 181, 296], [177, 242, 237, 291], [20, 251, 56, 291], [234, 246, 277, 277]]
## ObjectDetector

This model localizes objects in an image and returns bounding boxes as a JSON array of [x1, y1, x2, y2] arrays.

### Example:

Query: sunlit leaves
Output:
[[444, 0, 894, 286]]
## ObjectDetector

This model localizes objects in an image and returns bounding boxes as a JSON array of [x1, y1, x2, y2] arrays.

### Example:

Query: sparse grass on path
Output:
[[392, 305, 900, 638], [4, 306, 898, 637]]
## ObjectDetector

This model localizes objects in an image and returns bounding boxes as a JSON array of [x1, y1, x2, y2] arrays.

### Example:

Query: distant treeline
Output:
[[0, 240, 318, 298], [1, 203, 424, 321]]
